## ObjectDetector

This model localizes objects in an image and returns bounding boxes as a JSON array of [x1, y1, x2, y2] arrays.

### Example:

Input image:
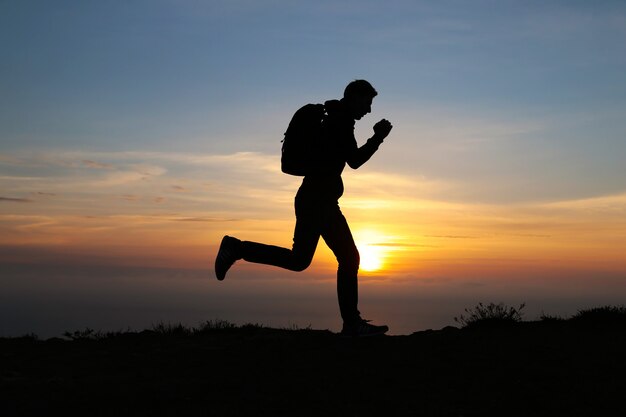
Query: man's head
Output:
[[343, 79, 378, 120]]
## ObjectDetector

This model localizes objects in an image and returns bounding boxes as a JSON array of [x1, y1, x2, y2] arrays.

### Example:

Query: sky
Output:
[[1, 0, 626, 337]]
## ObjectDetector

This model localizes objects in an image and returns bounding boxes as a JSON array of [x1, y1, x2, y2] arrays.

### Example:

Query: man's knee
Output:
[[291, 255, 313, 272]]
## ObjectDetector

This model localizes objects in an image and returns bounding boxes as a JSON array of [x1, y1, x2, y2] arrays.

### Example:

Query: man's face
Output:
[[348, 95, 373, 120]]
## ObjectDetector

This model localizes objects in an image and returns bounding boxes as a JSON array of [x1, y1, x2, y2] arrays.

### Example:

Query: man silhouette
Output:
[[215, 80, 393, 336]]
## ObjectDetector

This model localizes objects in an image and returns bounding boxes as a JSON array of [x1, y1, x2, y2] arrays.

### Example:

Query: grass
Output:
[[63, 327, 116, 341], [51, 303, 626, 341], [59, 320, 264, 340], [454, 302, 626, 330], [571, 305, 626, 324], [139, 319, 312, 336], [454, 302, 526, 329], [58, 320, 309, 341]]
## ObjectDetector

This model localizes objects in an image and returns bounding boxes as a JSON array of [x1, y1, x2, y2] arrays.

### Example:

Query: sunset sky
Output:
[[2, 1, 626, 336]]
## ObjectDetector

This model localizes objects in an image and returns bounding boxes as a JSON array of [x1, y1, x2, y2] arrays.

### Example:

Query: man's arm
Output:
[[346, 119, 393, 169]]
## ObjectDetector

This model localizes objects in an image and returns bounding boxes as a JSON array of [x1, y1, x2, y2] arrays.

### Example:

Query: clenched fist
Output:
[[373, 119, 393, 140]]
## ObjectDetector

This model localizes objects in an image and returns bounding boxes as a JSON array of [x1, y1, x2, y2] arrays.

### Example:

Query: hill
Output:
[[2, 317, 626, 416]]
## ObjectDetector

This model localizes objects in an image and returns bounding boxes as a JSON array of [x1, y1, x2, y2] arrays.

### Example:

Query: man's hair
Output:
[[343, 79, 378, 100]]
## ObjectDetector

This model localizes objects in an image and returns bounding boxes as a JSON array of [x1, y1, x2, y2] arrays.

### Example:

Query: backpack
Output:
[[281, 103, 326, 176]]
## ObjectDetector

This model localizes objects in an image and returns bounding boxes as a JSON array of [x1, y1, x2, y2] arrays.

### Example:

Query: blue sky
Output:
[[2, 1, 626, 335], [2, 1, 625, 205]]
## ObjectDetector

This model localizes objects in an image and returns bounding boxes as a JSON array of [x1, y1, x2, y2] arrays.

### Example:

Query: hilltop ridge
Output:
[[2, 315, 626, 416]]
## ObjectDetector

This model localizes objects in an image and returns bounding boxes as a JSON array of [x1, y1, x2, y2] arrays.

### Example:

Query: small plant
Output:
[[63, 327, 105, 341], [539, 312, 565, 322], [571, 305, 626, 323], [196, 319, 238, 333], [151, 322, 193, 336], [454, 302, 526, 329], [282, 323, 313, 331]]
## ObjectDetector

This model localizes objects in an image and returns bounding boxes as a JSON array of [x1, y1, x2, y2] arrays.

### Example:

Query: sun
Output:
[[359, 244, 384, 272], [354, 229, 394, 273]]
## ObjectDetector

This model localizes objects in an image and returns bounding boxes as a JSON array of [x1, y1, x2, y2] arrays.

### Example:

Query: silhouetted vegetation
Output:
[[57, 320, 312, 342], [152, 322, 195, 336], [571, 305, 626, 324], [539, 312, 565, 322], [454, 302, 526, 328], [52, 303, 626, 341], [152, 319, 270, 336], [62, 327, 122, 341]]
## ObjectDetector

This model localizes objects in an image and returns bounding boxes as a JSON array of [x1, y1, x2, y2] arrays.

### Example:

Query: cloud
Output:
[[0, 196, 32, 203], [370, 242, 437, 248], [174, 217, 238, 223], [0, 150, 297, 225], [424, 235, 477, 239], [0, 176, 43, 182], [94, 171, 150, 187], [542, 192, 626, 211], [82, 160, 113, 169], [129, 164, 167, 177], [119, 194, 140, 202]]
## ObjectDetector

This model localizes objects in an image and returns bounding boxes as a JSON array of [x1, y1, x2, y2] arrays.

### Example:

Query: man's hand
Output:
[[373, 119, 393, 140]]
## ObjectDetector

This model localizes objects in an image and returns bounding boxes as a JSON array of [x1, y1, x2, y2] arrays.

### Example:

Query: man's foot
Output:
[[215, 236, 242, 281], [340, 318, 389, 337]]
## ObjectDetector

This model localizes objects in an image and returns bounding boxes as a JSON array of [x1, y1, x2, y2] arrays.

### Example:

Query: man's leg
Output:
[[240, 212, 320, 272], [320, 205, 361, 324], [215, 202, 321, 279], [322, 205, 388, 336]]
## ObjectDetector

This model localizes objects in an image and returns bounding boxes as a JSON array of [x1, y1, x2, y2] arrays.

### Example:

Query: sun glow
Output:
[[355, 229, 391, 272], [359, 244, 385, 272]]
